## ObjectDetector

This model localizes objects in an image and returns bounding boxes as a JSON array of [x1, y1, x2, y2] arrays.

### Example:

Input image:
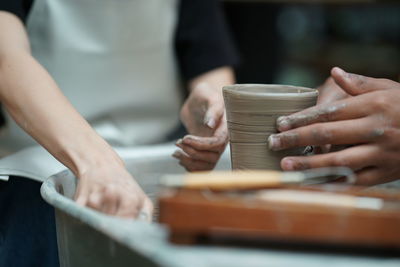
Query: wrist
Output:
[[54, 130, 123, 178], [188, 66, 235, 93]]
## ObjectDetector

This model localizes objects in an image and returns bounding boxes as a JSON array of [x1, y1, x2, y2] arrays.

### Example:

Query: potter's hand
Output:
[[180, 81, 225, 137], [74, 155, 153, 219], [176, 81, 228, 171], [314, 71, 352, 154], [268, 67, 400, 185], [317, 76, 350, 105]]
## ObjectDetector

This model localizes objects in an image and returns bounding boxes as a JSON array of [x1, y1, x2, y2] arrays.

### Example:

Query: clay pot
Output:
[[223, 84, 318, 170]]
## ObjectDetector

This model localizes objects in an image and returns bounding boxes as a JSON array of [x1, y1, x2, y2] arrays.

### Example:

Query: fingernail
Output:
[[276, 116, 290, 131], [137, 211, 150, 221], [268, 134, 281, 151], [333, 67, 351, 81], [334, 67, 345, 76], [172, 150, 181, 158], [281, 158, 295, 171], [205, 117, 216, 129], [176, 138, 183, 145]]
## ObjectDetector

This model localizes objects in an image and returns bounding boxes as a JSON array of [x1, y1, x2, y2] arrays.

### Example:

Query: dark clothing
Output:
[[0, 0, 238, 82], [0, 177, 59, 267], [0, 0, 33, 23], [175, 0, 238, 81]]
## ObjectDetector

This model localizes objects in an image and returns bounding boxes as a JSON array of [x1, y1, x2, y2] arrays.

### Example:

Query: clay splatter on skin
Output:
[[346, 72, 367, 93], [269, 132, 300, 151], [368, 128, 385, 139], [277, 103, 348, 130], [191, 100, 208, 125], [311, 127, 333, 144]]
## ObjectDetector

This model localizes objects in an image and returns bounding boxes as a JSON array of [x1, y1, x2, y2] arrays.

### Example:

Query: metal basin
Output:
[[41, 144, 400, 267]]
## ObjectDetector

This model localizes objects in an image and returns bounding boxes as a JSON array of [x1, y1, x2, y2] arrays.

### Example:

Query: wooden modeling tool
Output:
[[160, 167, 356, 191]]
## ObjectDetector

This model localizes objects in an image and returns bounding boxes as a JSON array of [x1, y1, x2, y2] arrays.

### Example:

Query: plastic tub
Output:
[[41, 144, 400, 267]]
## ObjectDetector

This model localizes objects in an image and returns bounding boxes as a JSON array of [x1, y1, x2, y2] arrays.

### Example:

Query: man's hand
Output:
[[317, 76, 350, 105], [174, 67, 234, 171], [74, 155, 153, 219], [314, 72, 352, 154], [268, 67, 400, 185]]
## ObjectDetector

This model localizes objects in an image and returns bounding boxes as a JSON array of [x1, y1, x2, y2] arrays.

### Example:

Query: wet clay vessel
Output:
[[223, 84, 318, 170]]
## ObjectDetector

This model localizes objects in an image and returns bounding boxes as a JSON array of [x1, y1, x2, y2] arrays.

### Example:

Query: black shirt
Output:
[[0, 0, 238, 82]]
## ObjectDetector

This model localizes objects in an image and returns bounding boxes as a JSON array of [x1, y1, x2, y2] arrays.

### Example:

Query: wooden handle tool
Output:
[[160, 170, 306, 190], [160, 167, 356, 190]]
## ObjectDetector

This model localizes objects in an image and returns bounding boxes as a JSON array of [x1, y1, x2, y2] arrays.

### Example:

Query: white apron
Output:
[[0, 0, 182, 153]]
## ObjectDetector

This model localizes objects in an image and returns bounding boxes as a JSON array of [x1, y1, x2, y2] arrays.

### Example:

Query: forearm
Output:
[[0, 12, 150, 218], [0, 12, 121, 176]]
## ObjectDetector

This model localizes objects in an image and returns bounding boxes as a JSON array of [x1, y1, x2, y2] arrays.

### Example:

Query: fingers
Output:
[[74, 180, 89, 206], [355, 167, 393, 186], [176, 140, 220, 163], [280, 145, 380, 172], [75, 178, 152, 219], [316, 77, 349, 105], [277, 71, 397, 132], [86, 188, 105, 211], [181, 135, 227, 152], [331, 67, 393, 96], [101, 185, 119, 214], [181, 80, 225, 135], [174, 115, 228, 171], [172, 150, 215, 171], [280, 145, 398, 186], [181, 118, 228, 153], [269, 118, 379, 151], [85, 186, 120, 216], [276, 94, 373, 132], [204, 100, 224, 129], [115, 193, 142, 218], [313, 145, 331, 154], [140, 197, 154, 222]]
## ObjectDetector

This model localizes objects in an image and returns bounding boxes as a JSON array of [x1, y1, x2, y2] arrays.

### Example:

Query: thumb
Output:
[[203, 100, 224, 130], [331, 67, 389, 96]]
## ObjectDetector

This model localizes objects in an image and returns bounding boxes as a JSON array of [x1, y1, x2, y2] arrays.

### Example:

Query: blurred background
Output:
[[222, 0, 400, 88]]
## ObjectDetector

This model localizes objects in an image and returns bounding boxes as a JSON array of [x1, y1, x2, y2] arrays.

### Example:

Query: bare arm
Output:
[[0, 11, 152, 218]]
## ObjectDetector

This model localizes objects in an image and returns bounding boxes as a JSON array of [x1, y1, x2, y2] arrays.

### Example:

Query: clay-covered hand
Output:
[[74, 155, 153, 219], [314, 71, 352, 154], [268, 67, 400, 185], [317, 76, 350, 105], [175, 81, 228, 171]]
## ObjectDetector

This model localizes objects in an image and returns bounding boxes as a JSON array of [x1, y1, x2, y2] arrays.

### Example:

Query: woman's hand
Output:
[[74, 153, 153, 219], [268, 67, 400, 185], [175, 67, 234, 171]]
